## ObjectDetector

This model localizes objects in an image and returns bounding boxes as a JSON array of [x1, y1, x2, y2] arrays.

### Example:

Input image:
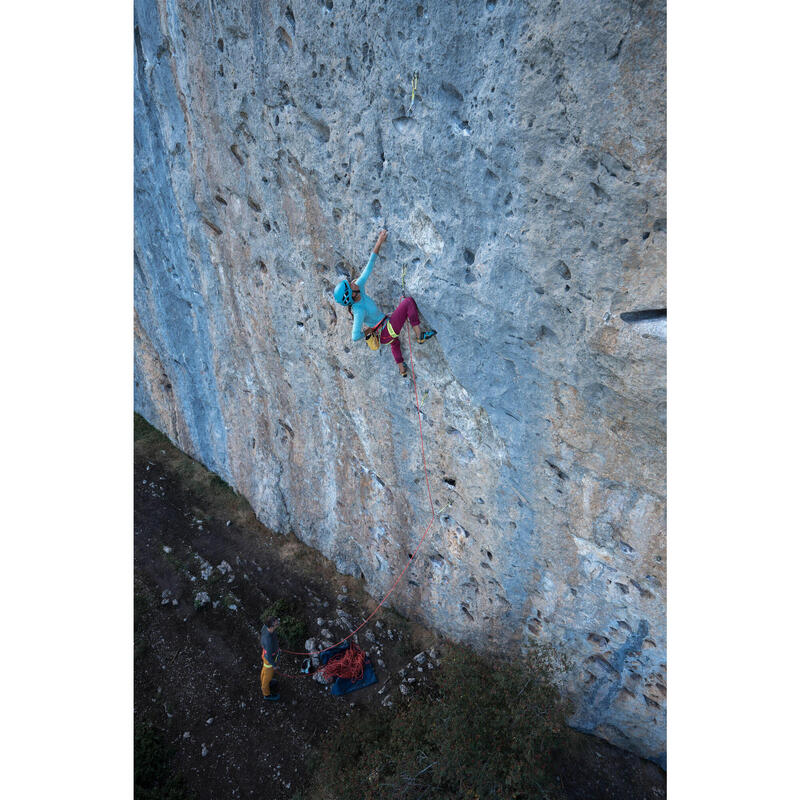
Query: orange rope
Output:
[[280, 324, 435, 660], [318, 644, 367, 683]]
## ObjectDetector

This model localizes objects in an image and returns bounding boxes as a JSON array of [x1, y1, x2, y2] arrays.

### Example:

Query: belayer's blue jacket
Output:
[[260, 626, 279, 666]]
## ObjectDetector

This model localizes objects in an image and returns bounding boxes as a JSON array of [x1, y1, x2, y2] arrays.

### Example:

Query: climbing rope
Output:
[[319, 644, 367, 683], [280, 324, 435, 661]]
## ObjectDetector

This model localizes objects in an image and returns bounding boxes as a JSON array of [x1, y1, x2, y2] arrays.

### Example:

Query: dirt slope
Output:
[[134, 418, 665, 799]]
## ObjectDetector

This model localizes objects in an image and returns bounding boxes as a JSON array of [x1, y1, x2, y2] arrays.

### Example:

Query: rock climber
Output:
[[260, 616, 280, 701], [332, 229, 437, 377]]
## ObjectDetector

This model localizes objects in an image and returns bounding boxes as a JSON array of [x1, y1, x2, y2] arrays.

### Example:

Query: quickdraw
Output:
[[407, 71, 419, 116]]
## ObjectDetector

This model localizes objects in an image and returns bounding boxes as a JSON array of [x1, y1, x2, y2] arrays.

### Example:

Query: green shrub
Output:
[[134, 722, 189, 800], [134, 413, 169, 446], [307, 643, 571, 800], [261, 598, 308, 650], [134, 413, 251, 519]]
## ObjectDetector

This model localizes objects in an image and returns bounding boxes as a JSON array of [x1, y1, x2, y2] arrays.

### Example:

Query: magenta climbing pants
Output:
[[379, 296, 420, 364]]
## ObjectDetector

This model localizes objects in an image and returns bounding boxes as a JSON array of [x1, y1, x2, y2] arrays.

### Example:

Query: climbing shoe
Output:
[[417, 329, 437, 343], [264, 694, 281, 701], [399, 362, 408, 377]]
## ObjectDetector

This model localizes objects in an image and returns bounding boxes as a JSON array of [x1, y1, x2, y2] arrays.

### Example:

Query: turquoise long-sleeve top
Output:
[[350, 252, 384, 341]]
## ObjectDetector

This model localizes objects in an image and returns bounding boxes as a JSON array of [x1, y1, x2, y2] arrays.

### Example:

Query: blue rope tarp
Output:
[[319, 641, 378, 696]]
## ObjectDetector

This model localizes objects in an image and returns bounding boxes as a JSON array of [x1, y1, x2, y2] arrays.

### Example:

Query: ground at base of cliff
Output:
[[134, 416, 664, 800]]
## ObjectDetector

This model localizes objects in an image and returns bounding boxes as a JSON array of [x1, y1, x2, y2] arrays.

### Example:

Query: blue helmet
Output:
[[333, 279, 353, 306]]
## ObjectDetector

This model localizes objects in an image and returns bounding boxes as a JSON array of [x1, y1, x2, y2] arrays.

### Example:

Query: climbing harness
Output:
[[364, 314, 401, 351], [261, 647, 278, 668], [407, 71, 419, 116], [280, 324, 435, 661], [364, 314, 388, 350]]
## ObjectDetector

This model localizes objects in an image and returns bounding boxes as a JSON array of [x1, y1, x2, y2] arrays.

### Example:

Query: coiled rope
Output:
[[318, 643, 367, 683]]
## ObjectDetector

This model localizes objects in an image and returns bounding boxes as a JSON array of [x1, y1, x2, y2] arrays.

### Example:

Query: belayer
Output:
[[259, 616, 280, 701], [333, 229, 437, 377]]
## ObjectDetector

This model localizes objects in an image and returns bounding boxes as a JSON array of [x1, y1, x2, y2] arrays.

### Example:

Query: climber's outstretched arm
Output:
[[372, 229, 387, 254], [355, 229, 387, 288]]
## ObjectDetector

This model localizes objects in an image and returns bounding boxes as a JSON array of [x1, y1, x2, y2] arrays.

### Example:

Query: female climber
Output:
[[333, 229, 437, 377]]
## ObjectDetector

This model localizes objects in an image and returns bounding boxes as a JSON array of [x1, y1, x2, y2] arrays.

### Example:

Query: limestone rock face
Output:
[[134, 0, 666, 764]]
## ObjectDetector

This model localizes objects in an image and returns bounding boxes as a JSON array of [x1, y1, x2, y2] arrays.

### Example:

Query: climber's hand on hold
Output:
[[374, 229, 387, 254]]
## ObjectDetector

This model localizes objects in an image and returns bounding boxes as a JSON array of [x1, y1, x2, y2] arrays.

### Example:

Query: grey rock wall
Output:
[[134, 0, 666, 764]]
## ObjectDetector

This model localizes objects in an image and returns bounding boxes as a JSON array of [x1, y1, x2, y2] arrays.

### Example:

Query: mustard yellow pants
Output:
[[260, 660, 275, 696]]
